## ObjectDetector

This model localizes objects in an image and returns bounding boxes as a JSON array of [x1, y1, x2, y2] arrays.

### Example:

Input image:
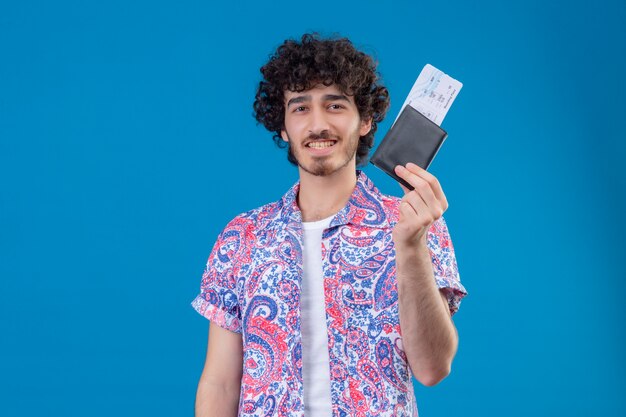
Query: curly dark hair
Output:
[[253, 32, 390, 167]]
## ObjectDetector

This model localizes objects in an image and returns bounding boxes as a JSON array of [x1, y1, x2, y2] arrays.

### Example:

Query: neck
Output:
[[297, 166, 358, 222]]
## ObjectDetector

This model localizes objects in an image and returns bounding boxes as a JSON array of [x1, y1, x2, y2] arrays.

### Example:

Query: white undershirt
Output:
[[301, 214, 334, 416]]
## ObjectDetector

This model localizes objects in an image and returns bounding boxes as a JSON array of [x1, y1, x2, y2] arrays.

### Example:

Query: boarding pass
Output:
[[393, 64, 463, 127]]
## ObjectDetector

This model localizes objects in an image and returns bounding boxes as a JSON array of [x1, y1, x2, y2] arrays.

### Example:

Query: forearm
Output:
[[396, 242, 458, 386], [195, 376, 240, 417]]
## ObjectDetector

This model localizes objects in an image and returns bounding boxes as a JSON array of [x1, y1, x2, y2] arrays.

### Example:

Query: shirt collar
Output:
[[280, 170, 392, 229]]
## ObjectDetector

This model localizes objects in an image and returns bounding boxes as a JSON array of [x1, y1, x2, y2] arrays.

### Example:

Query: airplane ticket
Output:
[[393, 64, 463, 127]]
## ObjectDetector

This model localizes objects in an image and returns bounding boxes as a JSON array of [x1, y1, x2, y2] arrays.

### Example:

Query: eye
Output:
[[293, 106, 307, 113], [328, 103, 345, 110]]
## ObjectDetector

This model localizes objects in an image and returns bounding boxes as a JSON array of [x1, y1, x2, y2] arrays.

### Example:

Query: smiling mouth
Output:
[[306, 140, 337, 149]]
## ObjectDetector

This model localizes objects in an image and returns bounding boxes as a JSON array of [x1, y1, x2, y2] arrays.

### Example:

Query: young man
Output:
[[192, 33, 467, 417]]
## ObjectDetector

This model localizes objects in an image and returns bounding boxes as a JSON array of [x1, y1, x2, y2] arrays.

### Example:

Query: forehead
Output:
[[283, 83, 353, 102]]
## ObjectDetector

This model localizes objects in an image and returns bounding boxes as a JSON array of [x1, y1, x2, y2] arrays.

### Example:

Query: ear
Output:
[[359, 118, 372, 136], [280, 129, 289, 143]]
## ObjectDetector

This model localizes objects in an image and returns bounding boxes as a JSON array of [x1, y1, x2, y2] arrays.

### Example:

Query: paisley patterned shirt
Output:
[[191, 170, 467, 417]]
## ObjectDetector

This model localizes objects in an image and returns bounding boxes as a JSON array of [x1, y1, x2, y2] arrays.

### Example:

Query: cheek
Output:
[[350, 120, 364, 136], [283, 117, 302, 137], [347, 115, 362, 132]]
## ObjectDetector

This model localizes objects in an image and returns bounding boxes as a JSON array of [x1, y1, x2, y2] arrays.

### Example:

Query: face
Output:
[[280, 83, 372, 177]]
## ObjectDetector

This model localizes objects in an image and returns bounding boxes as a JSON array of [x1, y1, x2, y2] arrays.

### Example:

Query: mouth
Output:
[[305, 140, 338, 149]]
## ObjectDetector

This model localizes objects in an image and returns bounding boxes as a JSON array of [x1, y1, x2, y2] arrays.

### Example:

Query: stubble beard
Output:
[[286, 129, 360, 177]]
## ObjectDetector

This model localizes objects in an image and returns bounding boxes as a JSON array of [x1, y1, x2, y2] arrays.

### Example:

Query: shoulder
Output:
[[379, 190, 401, 226], [209, 198, 284, 266], [220, 198, 285, 238]]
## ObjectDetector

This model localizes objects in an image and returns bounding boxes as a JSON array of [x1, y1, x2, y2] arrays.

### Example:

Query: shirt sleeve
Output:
[[427, 215, 467, 316], [191, 219, 243, 334]]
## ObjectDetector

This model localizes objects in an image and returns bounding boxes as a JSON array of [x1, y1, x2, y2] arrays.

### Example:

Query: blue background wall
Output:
[[1, 0, 625, 415]]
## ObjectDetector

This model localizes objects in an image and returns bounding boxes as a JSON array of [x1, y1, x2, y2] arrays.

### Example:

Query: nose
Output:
[[308, 106, 331, 136]]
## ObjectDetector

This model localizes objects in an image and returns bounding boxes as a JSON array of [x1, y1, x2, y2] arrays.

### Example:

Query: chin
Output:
[[298, 156, 355, 177]]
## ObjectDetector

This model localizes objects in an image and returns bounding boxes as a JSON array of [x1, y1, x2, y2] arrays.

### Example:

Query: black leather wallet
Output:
[[370, 105, 448, 190]]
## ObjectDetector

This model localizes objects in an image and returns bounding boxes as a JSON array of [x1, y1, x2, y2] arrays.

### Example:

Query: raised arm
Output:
[[392, 162, 461, 386]]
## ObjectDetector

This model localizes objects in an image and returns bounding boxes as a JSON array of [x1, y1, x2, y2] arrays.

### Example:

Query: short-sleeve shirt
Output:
[[191, 170, 468, 417]]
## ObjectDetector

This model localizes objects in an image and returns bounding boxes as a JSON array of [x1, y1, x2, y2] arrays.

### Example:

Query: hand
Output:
[[392, 163, 449, 249]]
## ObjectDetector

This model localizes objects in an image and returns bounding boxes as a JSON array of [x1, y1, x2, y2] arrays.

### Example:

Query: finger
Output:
[[403, 190, 436, 223], [395, 166, 439, 210], [398, 200, 419, 224], [404, 162, 448, 210], [394, 165, 411, 195]]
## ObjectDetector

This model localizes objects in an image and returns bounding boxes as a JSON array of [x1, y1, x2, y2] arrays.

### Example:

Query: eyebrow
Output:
[[286, 94, 351, 108]]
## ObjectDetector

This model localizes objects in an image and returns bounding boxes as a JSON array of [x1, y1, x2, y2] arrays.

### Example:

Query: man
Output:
[[191, 33, 467, 417]]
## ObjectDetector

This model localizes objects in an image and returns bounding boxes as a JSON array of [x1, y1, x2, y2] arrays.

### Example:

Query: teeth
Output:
[[308, 141, 335, 149]]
